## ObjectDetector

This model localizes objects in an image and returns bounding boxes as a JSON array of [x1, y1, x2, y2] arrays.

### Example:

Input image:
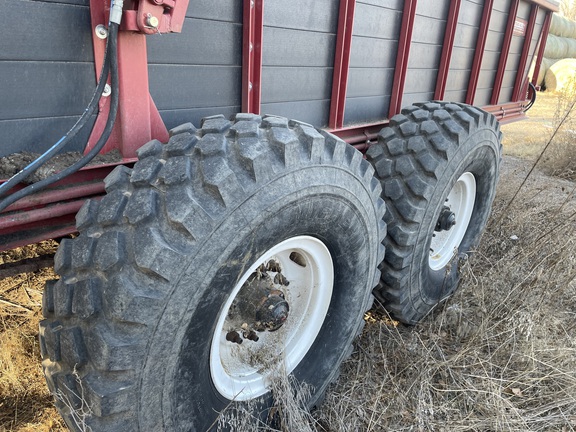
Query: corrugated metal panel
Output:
[[147, 0, 243, 129], [444, 0, 484, 103], [260, 0, 338, 127], [344, 0, 402, 125], [0, 0, 94, 157], [402, 0, 450, 107], [475, 0, 512, 106], [498, 0, 531, 103]]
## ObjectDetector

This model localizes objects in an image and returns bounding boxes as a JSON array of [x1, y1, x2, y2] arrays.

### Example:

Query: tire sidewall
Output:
[[413, 128, 500, 313], [137, 165, 379, 431]]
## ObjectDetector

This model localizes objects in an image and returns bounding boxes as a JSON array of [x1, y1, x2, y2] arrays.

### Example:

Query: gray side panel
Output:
[[0, 0, 94, 157], [148, 0, 243, 130], [444, 0, 483, 103], [402, 0, 450, 106], [185, 0, 241, 22], [260, 0, 338, 127], [344, 1, 402, 125], [498, 0, 531, 104], [475, 0, 512, 106]]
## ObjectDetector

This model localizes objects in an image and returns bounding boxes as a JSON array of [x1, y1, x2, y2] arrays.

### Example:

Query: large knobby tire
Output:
[[39, 113, 385, 431], [366, 102, 501, 324]]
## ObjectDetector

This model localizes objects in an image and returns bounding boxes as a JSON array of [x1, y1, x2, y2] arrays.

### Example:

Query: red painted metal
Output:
[[531, 11, 552, 86], [388, 0, 417, 118], [0, 200, 87, 231], [331, 121, 389, 145], [1, 226, 77, 253], [466, 0, 493, 105], [3, 181, 105, 214], [0, 160, 136, 250], [484, 101, 527, 123], [88, 0, 169, 159], [435, 0, 461, 101], [491, 0, 520, 106], [242, 0, 264, 114], [329, 0, 356, 129], [512, 5, 538, 102], [331, 97, 529, 146], [131, 0, 189, 34]]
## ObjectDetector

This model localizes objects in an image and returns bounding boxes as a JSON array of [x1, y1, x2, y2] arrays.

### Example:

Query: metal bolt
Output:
[[95, 24, 108, 39], [226, 331, 243, 344], [243, 330, 259, 342], [102, 84, 111, 97], [146, 14, 159, 28]]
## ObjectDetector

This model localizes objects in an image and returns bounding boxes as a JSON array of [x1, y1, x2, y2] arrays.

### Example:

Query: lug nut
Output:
[[225, 331, 243, 344], [243, 330, 259, 342]]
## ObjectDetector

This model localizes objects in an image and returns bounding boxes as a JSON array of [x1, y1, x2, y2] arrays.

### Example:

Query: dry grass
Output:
[[503, 84, 576, 182], [2, 93, 576, 431], [0, 240, 66, 432], [315, 172, 576, 431], [314, 91, 576, 431]]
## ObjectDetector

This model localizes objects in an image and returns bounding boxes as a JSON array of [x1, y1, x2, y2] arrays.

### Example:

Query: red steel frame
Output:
[[389, 0, 417, 118], [242, 0, 264, 114], [329, 0, 356, 130], [491, 0, 520, 106], [0, 0, 560, 251], [466, 0, 494, 105], [512, 4, 538, 102], [87, 2, 169, 159], [531, 10, 552, 87], [435, 0, 461, 101]]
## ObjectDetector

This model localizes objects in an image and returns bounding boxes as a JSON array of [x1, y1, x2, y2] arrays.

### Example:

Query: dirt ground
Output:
[[1, 93, 575, 431]]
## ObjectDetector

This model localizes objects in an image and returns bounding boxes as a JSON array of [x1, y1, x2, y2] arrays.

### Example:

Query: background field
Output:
[[1, 91, 575, 431]]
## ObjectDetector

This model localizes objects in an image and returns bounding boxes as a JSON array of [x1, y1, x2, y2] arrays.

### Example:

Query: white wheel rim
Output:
[[210, 236, 334, 401], [429, 172, 476, 271]]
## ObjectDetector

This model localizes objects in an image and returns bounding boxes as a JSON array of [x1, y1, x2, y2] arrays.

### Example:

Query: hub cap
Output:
[[210, 236, 334, 400], [429, 172, 476, 271]]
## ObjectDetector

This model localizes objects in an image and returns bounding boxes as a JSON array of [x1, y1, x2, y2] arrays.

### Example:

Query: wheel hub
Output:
[[435, 206, 457, 232], [226, 261, 291, 345], [429, 172, 476, 271], [210, 236, 334, 401]]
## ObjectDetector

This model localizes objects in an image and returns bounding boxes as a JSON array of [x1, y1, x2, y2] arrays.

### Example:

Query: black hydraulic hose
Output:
[[524, 82, 537, 112], [0, 22, 120, 213], [0, 31, 113, 198]]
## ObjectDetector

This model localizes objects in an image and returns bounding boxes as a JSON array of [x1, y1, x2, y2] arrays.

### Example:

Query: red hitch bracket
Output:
[[122, 0, 189, 34]]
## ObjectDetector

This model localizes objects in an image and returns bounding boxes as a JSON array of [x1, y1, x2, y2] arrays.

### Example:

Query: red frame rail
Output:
[[242, 0, 264, 114], [435, 0, 462, 101], [466, 0, 494, 105], [512, 4, 539, 102], [491, 0, 520, 106], [389, 0, 418, 118], [531, 9, 552, 87], [329, 0, 356, 130], [0, 0, 559, 251]]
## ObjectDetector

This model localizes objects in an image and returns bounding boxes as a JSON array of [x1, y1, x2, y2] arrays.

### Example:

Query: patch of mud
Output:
[[0, 150, 122, 183]]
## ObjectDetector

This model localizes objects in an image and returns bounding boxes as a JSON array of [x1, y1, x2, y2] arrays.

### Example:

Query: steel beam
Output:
[[88, 1, 168, 158], [491, 0, 520, 106], [389, 0, 417, 118], [329, 0, 356, 129], [531, 10, 552, 87], [435, 0, 462, 101], [242, 0, 264, 114], [512, 4, 538, 101]]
